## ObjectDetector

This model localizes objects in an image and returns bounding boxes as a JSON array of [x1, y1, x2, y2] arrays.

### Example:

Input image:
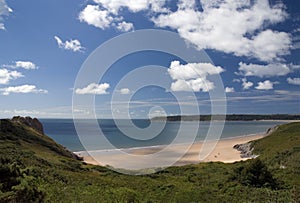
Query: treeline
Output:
[[152, 114, 300, 121]]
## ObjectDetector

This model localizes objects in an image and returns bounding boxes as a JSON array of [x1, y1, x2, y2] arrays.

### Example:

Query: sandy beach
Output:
[[75, 133, 267, 169]]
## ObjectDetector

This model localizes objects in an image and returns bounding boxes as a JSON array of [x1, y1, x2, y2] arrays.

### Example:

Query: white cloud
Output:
[[0, 0, 12, 30], [79, 1, 169, 32], [116, 21, 134, 32], [168, 61, 224, 92], [79, 5, 113, 29], [274, 90, 290, 95], [75, 83, 110, 95], [94, 0, 148, 14], [293, 42, 300, 50], [241, 78, 253, 90], [290, 64, 300, 70], [0, 84, 48, 95], [292, 29, 300, 49], [3, 61, 38, 69], [225, 87, 235, 93], [15, 61, 37, 69], [119, 88, 131, 94], [237, 62, 291, 77], [79, 0, 292, 61], [148, 0, 169, 13], [177, 0, 196, 10], [0, 68, 23, 84], [287, 77, 300, 85], [54, 36, 84, 52], [73, 109, 91, 115], [168, 61, 224, 80], [152, 0, 291, 62], [251, 30, 291, 62], [79, 4, 136, 32], [93, 0, 168, 14], [148, 109, 166, 119], [255, 80, 276, 90]]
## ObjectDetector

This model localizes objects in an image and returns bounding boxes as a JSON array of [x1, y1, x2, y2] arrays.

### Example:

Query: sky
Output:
[[0, 0, 299, 118]]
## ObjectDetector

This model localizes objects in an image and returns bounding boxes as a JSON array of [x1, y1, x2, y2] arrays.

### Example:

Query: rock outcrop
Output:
[[12, 116, 44, 134], [233, 126, 279, 159], [233, 143, 258, 158]]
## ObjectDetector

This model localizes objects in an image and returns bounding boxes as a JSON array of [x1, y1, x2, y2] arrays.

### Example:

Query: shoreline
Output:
[[74, 132, 266, 155], [74, 132, 268, 168]]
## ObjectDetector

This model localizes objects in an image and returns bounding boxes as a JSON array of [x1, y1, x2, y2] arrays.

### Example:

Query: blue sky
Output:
[[0, 0, 299, 118]]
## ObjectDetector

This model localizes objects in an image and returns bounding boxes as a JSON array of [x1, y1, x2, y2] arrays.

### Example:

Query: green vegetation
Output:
[[0, 118, 300, 202], [152, 114, 300, 121]]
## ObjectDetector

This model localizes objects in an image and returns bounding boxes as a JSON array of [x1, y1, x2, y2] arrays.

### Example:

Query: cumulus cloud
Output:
[[79, 0, 169, 32], [79, 0, 292, 61], [75, 83, 110, 95], [237, 62, 291, 78], [119, 88, 131, 94], [0, 69, 23, 84], [15, 61, 37, 69], [95, 0, 146, 14], [255, 80, 276, 90], [54, 36, 85, 52], [152, 0, 291, 62], [241, 78, 253, 90], [0, 84, 48, 95], [93, 0, 168, 14], [0, 0, 12, 30], [287, 77, 300, 85], [116, 21, 134, 32], [79, 4, 135, 31], [79, 5, 113, 29], [167, 61, 224, 92], [225, 87, 235, 93]]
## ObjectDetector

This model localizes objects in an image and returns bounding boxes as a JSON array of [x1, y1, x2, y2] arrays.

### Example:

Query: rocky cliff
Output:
[[12, 116, 44, 134]]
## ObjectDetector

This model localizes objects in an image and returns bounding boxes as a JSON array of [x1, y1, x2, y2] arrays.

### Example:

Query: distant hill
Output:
[[152, 114, 300, 121], [0, 117, 299, 202]]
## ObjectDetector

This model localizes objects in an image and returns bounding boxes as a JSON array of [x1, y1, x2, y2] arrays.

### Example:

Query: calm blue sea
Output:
[[40, 119, 284, 152]]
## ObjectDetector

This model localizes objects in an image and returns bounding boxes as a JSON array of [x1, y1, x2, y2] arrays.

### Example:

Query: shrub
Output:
[[232, 159, 279, 189]]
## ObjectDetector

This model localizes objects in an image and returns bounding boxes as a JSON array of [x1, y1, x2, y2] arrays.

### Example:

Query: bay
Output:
[[40, 119, 284, 152]]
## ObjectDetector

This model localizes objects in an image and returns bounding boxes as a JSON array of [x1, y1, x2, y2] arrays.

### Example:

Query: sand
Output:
[[74, 133, 266, 169]]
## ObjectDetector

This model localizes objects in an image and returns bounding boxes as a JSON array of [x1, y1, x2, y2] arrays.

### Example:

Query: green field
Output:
[[0, 119, 299, 202]]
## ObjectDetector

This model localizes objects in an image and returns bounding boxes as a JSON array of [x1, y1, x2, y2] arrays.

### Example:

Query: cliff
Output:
[[12, 116, 44, 134], [0, 116, 80, 160]]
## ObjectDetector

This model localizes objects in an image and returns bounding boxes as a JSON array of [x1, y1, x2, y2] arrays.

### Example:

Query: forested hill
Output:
[[152, 114, 300, 121], [0, 117, 300, 202]]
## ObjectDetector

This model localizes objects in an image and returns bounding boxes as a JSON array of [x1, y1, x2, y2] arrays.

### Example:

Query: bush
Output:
[[232, 159, 279, 189], [0, 157, 45, 203]]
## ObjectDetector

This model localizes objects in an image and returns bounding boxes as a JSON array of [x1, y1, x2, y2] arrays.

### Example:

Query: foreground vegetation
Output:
[[0, 118, 299, 202]]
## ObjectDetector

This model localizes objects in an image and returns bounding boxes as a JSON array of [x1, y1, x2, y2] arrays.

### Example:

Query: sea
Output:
[[40, 119, 284, 152]]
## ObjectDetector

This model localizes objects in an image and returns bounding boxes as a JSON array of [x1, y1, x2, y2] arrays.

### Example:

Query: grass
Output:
[[0, 119, 300, 202]]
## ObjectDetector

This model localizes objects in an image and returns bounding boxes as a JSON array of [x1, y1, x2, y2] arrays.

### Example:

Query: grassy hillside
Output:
[[251, 122, 300, 188], [0, 118, 299, 202]]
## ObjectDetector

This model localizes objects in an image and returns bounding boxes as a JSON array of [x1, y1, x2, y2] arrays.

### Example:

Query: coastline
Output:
[[74, 132, 267, 168]]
